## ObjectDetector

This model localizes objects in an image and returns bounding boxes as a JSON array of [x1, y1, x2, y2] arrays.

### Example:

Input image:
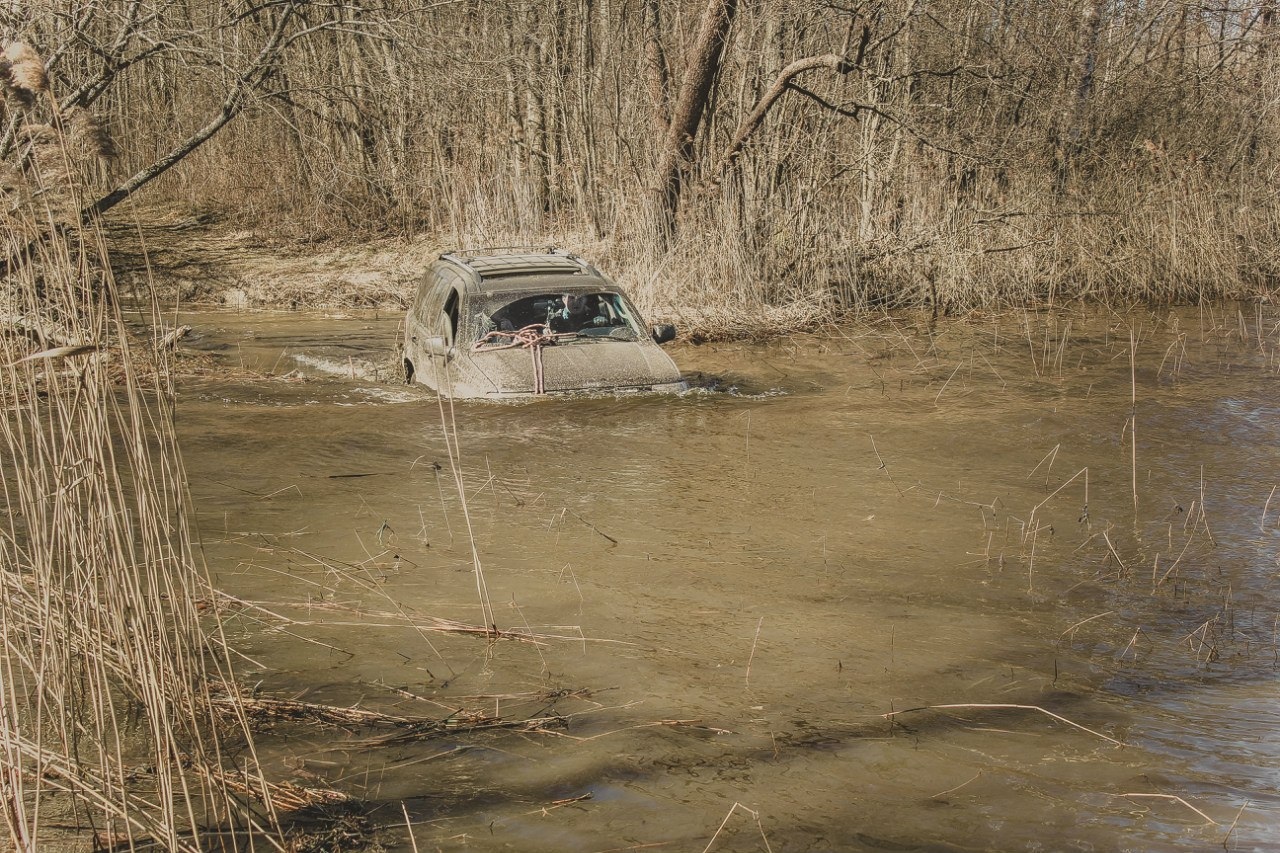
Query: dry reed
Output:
[[881, 703, 1123, 748], [64, 105, 117, 160], [0, 44, 288, 851]]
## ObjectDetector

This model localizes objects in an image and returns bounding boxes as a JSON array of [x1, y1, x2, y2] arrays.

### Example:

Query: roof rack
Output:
[[440, 249, 593, 282], [445, 246, 563, 257]]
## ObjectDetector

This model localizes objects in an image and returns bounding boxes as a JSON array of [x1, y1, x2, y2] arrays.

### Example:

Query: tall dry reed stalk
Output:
[[1, 44, 283, 852]]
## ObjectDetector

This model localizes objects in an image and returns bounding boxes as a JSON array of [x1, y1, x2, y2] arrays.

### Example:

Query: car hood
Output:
[[469, 340, 682, 395]]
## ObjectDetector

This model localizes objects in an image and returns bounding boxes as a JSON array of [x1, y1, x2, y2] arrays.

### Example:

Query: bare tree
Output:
[[1, 1, 381, 275], [7, 0, 1279, 309], [653, 0, 739, 245]]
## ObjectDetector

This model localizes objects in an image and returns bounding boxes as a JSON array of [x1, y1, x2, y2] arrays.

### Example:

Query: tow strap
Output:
[[472, 324, 575, 394]]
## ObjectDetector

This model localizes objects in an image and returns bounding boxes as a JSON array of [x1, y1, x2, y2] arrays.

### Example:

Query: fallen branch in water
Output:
[[880, 703, 1124, 747], [212, 769, 356, 813], [160, 324, 192, 349], [563, 507, 619, 546], [214, 693, 597, 743], [211, 590, 548, 644]]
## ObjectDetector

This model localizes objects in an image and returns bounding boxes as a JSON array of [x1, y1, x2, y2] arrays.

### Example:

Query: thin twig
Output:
[[1115, 793, 1218, 825], [869, 433, 904, 496], [1222, 799, 1250, 849], [745, 617, 764, 687], [881, 703, 1123, 747]]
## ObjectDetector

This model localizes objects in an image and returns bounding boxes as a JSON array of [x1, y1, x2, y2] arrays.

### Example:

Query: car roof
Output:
[[439, 250, 608, 294]]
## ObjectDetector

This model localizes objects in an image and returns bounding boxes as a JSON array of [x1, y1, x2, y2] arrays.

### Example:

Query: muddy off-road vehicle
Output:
[[403, 250, 685, 398]]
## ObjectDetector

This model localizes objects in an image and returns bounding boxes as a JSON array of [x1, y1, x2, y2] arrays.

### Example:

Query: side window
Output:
[[443, 289, 460, 341], [413, 278, 435, 326], [416, 271, 450, 338]]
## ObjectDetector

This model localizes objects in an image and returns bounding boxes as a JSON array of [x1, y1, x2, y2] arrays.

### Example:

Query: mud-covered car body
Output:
[[403, 250, 684, 398]]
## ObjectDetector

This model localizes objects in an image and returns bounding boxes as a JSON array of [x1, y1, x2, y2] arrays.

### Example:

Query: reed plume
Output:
[[1, 42, 47, 103]]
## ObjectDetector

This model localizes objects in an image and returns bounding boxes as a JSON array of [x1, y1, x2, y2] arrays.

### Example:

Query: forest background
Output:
[[4, 0, 1280, 330]]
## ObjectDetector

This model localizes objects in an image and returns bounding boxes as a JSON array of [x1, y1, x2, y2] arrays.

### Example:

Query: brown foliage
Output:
[[5, 2, 1280, 314]]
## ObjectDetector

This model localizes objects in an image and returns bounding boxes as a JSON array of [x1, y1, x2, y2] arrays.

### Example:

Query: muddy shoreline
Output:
[[106, 215, 427, 312], [101, 217, 904, 343]]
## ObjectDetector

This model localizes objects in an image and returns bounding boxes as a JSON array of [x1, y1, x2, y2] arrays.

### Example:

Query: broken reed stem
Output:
[[1026, 467, 1088, 539], [1222, 800, 1250, 848], [701, 802, 773, 853], [1199, 466, 1216, 545], [1058, 610, 1115, 642], [1115, 793, 1218, 825], [745, 617, 763, 687], [402, 802, 421, 853], [430, 360, 497, 633], [930, 770, 983, 800], [1102, 530, 1129, 576], [1027, 444, 1060, 485], [881, 703, 1123, 747], [1027, 523, 1040, 593], [868, 433, 904, 497]]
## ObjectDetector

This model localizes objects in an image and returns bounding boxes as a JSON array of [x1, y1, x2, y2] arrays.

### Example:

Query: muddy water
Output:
[[172, 306, 1280, 852]]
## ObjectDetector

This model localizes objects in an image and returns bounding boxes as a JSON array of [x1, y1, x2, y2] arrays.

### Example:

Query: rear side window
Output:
[[443, 289, 460, 340], [415, 267, 459, 336], [413, 278, 436, 325]]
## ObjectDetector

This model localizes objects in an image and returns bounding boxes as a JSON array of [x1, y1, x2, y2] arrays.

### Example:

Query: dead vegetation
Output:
[[5, 3, 1280, 333]]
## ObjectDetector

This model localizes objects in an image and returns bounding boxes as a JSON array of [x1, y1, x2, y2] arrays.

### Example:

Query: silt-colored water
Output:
[[174, 305, 1280, 852]]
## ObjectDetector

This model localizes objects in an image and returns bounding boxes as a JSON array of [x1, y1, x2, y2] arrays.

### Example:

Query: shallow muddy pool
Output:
[[169, 304, 1280, 852]]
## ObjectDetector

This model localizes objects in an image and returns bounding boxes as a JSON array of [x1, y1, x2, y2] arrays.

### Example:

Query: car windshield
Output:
[[473, 291, 642, 343]]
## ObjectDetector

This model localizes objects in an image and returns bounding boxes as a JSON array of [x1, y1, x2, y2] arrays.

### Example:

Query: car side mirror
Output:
[[423, 335, 452, 358], [651, 324, 676, 344]]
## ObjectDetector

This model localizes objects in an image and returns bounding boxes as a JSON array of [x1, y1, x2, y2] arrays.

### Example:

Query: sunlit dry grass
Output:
[[1, 42, 287, 851]]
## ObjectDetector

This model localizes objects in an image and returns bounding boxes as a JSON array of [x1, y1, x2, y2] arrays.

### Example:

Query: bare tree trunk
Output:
[[1247, 0, 1277, 161], [653, 0, 739, 247], [1056, 0, 1104, 193], [524, 31, 550, 216], [640, 0, 671, 138]]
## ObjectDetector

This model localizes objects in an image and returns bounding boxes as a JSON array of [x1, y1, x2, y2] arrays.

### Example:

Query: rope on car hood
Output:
[[472, 324, 576, 394]]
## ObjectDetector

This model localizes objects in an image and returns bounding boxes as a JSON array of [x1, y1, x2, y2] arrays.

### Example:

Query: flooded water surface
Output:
[[174, 306, 1280, 851]]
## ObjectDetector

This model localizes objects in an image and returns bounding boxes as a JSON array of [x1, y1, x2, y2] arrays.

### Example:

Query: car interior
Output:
[[481, 293, 638, 340]]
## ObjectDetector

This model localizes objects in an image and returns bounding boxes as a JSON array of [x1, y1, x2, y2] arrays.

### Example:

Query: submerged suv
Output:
[[403, 250, 685, 398]]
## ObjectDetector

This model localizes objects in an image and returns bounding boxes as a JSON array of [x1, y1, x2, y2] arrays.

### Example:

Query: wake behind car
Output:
[[403, 250, 685, 398]]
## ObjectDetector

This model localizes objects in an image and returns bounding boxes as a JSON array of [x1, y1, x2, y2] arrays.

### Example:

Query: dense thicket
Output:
[[4, 1, 1279, 313]]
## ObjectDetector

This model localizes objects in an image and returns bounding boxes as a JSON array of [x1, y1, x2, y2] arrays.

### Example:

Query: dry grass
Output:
[[1, 41, 47, 102], [2, 3, 1268, 335], [0, 43, 289, 852], [116, 169, 1277, 343]]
